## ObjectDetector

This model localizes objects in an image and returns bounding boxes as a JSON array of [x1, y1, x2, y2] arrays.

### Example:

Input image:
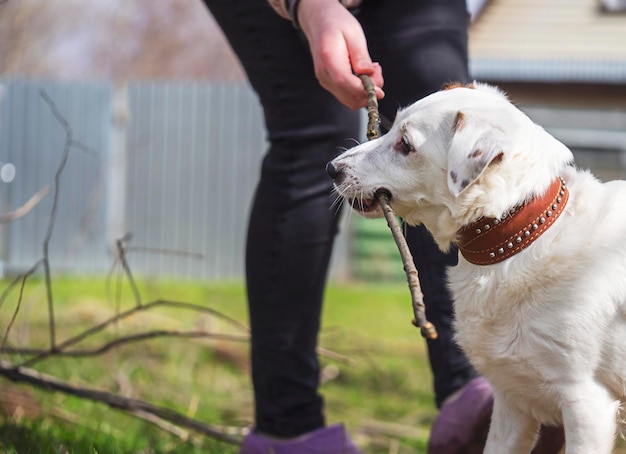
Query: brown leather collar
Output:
[[457, 177, 569, 265]]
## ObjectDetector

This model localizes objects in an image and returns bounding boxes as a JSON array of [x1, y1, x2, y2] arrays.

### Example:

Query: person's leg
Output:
[[202, 0, 360, 439], [358, 0, 475, 408]]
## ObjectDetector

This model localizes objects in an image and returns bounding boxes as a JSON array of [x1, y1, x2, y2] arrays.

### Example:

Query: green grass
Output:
[[0, 277, 437, 453]]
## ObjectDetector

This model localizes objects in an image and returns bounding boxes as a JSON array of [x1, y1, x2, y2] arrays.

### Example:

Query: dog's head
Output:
[[328, 82, 574, 250]]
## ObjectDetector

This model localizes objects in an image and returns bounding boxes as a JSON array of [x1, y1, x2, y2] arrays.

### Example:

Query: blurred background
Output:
[[0, 0, 625, 282], [1, 0, 626, 283], [0, 0, 625, 452]]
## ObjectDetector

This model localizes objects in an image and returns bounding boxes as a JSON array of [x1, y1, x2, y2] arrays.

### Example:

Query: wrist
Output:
[[295, 0, 353, 28], [298, 0, 343, 33]]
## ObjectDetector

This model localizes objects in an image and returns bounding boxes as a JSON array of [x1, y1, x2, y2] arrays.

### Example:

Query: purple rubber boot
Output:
[[428, 376, 494, 454], [239, 423, 363, 454], [428, 377, 565, 454]]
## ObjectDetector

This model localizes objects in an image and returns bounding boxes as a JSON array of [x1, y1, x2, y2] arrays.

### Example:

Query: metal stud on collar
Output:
[[483, 178, 567, 260]]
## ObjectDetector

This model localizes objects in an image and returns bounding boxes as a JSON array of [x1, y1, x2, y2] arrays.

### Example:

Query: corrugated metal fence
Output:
[[0, 80, 112, 275], [5, 80, 623, 283], [0, 79, 353, 280]]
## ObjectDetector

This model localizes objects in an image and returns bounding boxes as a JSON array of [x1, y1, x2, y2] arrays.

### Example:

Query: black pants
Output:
[[204, 0, 477, 438]]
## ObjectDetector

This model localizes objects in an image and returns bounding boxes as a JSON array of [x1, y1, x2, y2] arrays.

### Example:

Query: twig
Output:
[[115, 234, 142, 307], [358, 74, 381, 140], [45, 331, 248, 357], [39, 89, 74, 350], [377, 194, 436, 339], [359, 75, 437, 340], [16, 299, 249, 368], [362, 418, 425, 440], [317, 346, 357, 366], [0, 259, 42, 312], [0, 89, 250, 447], [0, 186, 52, 223], [0, 360, 241, 445], [126, 246, 205, 260], [129, 409, 196, 443], [33, 94, 97, 348], [2, 332, 350, 367], [0, 332, 248, 357], [0, 274, 28, 351]]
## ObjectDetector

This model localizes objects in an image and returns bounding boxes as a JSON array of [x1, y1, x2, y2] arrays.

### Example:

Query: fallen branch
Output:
[[0, 360, 241, 445], [128, 409, 200, 444], [0, 88, 351, 448], [15, 299, 249, 368], [0, 89, 248, 448], [1, 331, 249, 358]]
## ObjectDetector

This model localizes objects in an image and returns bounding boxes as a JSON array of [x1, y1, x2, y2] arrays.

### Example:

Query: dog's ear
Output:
[[447, 111, 506, 197]]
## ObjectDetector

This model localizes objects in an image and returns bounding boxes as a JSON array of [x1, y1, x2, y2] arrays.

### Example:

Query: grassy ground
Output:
[[2, 277, 624, 453], [0, 277, 436, 453]]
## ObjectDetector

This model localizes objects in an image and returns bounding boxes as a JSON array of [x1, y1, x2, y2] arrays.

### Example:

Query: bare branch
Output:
[[128, 409, 198, 444], [317, 346, 357, 366], [69, 139, 98, 157], [2, 331, 248, 358], [0, 274, 28, 351], [0, 259, 43, 312], [39, 89, 74, 350], [126, 246, 204, 260], [1, 331, 247, 357], [115, 234, 142, 307], [30, 91, 102, 350], [0, 88, 252, 447], [0, 186, 52, 223], [16, 299, 249, 368], [0, 360, 241, 445], [65, 331, 248, 356]]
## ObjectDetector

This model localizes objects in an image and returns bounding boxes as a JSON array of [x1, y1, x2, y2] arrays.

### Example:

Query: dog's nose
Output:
[[326, 161, 339, 180]]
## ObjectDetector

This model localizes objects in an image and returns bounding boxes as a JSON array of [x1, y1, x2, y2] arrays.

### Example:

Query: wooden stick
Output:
[[377, 193, 437, 340], [0, 360, 240, 444], [359, 75, 438, 340], [358, 74, 381, 141]]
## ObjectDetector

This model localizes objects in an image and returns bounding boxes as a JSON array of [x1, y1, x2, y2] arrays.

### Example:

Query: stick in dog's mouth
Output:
[[350, 189, 392, 213], [375, 190, 437, 340]]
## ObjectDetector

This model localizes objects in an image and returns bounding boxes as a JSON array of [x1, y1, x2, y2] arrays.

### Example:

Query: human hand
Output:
[[298, 0, 384, 110]]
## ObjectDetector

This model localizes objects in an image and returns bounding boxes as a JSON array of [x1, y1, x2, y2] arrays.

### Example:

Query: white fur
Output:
[[330, 83, 626, 453]]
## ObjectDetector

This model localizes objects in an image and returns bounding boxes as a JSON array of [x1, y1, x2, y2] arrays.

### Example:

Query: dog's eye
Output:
[[396, 135, 415, 155]]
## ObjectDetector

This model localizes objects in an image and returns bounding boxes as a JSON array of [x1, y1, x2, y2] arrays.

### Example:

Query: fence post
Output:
[[106, 83, 130, 254], [0, 83, 6, 277]]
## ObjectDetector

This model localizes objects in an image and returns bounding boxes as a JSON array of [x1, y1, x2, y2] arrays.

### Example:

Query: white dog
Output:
[[327, 82, 626, 453]]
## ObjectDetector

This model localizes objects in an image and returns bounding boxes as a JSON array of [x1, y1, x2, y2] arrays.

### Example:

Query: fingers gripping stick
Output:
[[358, 75, 437, 340]]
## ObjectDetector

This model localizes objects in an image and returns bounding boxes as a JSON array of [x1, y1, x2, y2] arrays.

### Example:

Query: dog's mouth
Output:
[[348, 189, 392, 214], [349, 197, 378, 213]]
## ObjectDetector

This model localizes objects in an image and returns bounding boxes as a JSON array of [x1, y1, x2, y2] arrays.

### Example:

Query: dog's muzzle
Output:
[[326, 161, 341, 181], [326, 160, 352, 188]]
